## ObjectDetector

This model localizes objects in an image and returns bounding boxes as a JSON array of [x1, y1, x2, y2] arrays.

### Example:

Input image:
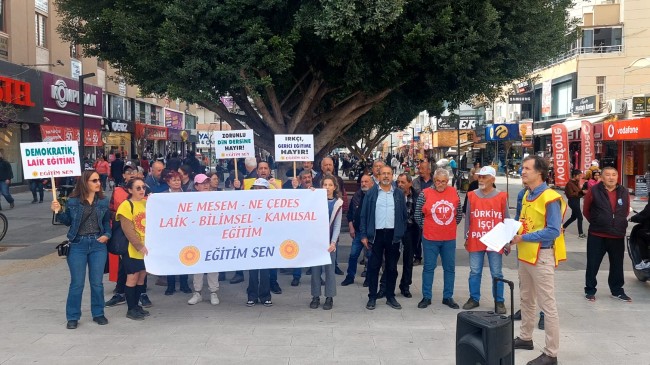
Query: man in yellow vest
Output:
[[510, 156, 566, 365]]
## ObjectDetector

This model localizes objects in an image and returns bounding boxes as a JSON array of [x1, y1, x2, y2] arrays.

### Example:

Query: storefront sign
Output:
[[485, 124, 520, 141], [0, 61, 43, 124], [580, 120, 594, 173], [197, 131, 214, 148], [104, 119, 134, 133], [0, 76, 36, 107], [164, 108, 184, 130], [436, 116, 478, 130], [143, 189, 331, 275], [135, 124, 167, 140], [542, 80, 552, 117], [508, 94, 532, 104], [214, 130, 255, 158], [274, 134, 314, 161], [515, 80, 533, 94], [632, 96, 646, 114], [572, 96, 599, 115], [604, 117, 650, 140], [551, 123, 570, 187], [520, 122, 533, 147], [43, 73, 102, 117], [0, 37, 8, 61], [40, 125, 102, 147], [20, 141, 81, 179]]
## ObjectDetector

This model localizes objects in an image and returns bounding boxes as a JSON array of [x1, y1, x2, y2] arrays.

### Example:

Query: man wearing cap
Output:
[[462, 166, 509, 314], [245, 178, 273, 307], [188, 174, 221, 306]]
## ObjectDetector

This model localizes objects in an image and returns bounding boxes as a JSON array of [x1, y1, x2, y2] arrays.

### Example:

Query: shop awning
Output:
[[536, 113, 612, 136]]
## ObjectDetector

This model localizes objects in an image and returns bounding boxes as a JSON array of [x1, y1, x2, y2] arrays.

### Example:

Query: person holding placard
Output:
[[163, 171, 192, 296], [232, 157, 258, 190], [462, 166, 509, 314], [313, 157, 347, 275], [510, 156, 566, 365], [309, 174, 342, 310], [116, 178, 150, 321], [285, 169, 315, 286], [247, 178, 274, 307], [52, 170, 112, 329], [188, 174, 221, 306]]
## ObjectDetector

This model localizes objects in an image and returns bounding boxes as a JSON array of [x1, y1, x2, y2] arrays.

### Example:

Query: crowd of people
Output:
[[51, 148, 643, 365]]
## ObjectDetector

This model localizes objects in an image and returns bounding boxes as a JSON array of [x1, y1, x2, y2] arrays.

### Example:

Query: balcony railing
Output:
[[532, 45, 623, 72]]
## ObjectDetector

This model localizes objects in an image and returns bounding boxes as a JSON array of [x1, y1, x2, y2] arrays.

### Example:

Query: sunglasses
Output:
[[88, 179, 100, 183], [133, 186, 145, 191]]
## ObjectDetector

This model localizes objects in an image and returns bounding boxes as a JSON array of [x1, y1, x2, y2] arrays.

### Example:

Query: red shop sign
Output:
[[40, 125, 103, 147]]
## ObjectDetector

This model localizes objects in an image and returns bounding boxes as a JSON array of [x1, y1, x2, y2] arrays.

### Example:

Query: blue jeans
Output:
[[66, 235, 108, 320], [422, 238, 456, 300], [468, 251, 504, 303], [0, 181, 14, 204], [346, 234, 364, 278]]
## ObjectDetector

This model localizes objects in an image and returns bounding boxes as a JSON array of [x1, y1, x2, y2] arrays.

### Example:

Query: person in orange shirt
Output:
[[94, 156, 110, 191], [414, 168, 462, 310], [462, 166, 509, 314]]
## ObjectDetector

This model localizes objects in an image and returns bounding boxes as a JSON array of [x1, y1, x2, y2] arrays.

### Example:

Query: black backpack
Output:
[[107, 200, 134, 256]]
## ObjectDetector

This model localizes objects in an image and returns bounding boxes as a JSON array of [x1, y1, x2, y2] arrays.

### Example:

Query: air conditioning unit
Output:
[[605, 99, 627, 114]]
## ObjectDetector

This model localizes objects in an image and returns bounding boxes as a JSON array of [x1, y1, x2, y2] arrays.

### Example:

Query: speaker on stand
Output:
[[456, 278, 515, 365]]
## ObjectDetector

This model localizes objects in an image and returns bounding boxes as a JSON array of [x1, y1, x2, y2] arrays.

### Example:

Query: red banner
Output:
[[580, 120, 594, 173], [551, 123, 570, 187], [135, 124, 168, 140], [40, 125, 103, 147]]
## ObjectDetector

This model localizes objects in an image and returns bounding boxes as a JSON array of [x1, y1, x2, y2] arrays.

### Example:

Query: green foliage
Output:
[[56, 0, 575, 154]]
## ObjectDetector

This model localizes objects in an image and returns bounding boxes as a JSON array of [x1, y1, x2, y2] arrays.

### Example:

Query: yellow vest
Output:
[[517, 188, 567, 266]]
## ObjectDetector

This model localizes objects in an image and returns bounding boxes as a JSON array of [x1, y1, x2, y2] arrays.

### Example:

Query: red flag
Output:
[[551, 123, 570, 187], [580, 120, 594, 173]]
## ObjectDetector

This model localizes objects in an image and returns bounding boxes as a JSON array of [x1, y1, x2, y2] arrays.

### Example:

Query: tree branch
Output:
[[240, 69, 284, 134], [287, 72, 323, 134], [280, 70, 310, 107], [258, 70, 286, 129]]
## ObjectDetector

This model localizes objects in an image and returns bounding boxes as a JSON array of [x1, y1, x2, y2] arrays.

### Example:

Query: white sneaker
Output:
[[210, 292, 220, 305], [635, 261, 650, 270], [188, 292, 202, 305]]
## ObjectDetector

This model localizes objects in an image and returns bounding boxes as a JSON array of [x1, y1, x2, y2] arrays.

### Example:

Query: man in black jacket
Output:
[[0, 151, 14, 209], [341, 174, 373, 286], [110, 153, 125, 187], [583, 166, 631, 302]]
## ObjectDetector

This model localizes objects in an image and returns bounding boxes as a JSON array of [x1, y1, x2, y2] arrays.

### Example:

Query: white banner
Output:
[[144, 189, 332, 275], [20, 141, 81, 179], [274, 134, 314, 161], [213, 130, 255, 158]]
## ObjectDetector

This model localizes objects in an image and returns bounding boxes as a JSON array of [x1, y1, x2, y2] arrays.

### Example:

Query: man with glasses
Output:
[[360, 166, 408, 310], [411, 159, 434, 266], [415, 168, 462, 310]]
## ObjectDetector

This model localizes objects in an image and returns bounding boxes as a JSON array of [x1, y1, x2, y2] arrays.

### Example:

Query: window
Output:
[[0, 0, 5, 33], [581, 27, 623, 53], [597, 76, 606, 108], [35, 13, 47, 47], [552, 81, 573, 117]]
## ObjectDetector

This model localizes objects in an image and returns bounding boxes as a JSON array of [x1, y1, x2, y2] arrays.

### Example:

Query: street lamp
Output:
[[78, 73, 95, 170]]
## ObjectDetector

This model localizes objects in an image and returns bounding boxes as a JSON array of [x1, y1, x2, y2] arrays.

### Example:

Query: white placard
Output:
[[213, 130, 255, 158], [479, 218, 522, 252], [20, 141, 81, 179], [274, 134, 314, 161], [144, 189, 332, 275]]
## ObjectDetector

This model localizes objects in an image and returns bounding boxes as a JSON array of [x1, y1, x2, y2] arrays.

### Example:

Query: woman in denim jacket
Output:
[[51, 170, 111, 330]]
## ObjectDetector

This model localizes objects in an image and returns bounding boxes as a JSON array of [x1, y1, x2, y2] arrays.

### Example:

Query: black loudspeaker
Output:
[[456, 311, 513, 365]]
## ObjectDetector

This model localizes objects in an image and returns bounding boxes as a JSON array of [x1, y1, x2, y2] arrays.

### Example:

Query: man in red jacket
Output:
[[583, 166, 630, 302]]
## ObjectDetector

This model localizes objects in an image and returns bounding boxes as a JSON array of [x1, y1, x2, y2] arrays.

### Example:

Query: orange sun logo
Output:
[[279, 240, 299, 259], [179, 246, 201, 266], [133, 212, 146, 233]]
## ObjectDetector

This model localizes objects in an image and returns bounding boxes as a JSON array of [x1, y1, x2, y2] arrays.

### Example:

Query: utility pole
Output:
[[78, 73, 95, 170]]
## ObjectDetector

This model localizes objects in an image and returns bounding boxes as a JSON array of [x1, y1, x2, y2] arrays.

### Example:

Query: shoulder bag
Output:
[[107, 200, 134, 256]]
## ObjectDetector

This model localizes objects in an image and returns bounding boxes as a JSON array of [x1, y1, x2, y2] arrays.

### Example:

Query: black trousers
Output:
[[563, 197, 583, 235], [414, 226, 423, 261], [585, 234, 625, 296], [368, 229, 400, 299], [379, 223, 417, 291], [247, 269, 271, 302]]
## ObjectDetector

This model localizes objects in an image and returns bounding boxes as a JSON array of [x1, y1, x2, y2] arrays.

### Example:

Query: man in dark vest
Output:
[[583, 166, 631, 302]]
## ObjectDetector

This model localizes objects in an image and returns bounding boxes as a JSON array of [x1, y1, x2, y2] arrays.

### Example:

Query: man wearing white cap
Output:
[[462, 166, 510, 314]]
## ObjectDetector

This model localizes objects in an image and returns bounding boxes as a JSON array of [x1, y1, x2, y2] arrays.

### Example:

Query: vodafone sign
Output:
[[604, 118, 650, 140]]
